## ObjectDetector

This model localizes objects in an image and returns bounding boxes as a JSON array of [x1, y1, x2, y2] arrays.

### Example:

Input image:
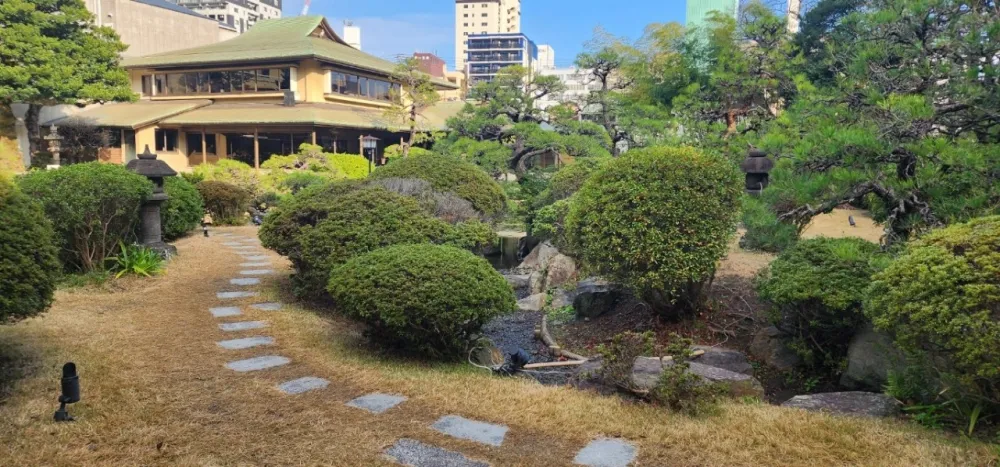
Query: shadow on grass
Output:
[[0, 337, 45, 405]]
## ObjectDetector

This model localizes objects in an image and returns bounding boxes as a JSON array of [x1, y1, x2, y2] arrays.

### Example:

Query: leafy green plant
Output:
[[0, 178, 60, 322], [327, 244, 515, 359], [596, 331, 656, 391], [740, 195, 798, 252], [531, 198, 572, 249], [161, 176, 204, 241], [197, 180, 250, 225], [650, 334, 724, 416], [18, 162, 152, 272], [371, 152, 507, 216], [192, 159, 266, 198], [756, 237, 886, 371], [565, 146, 742, 318], [107, 243, 163, 278]]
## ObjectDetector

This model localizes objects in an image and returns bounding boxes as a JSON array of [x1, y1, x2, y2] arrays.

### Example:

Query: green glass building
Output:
[[685, 0, 740, 31]]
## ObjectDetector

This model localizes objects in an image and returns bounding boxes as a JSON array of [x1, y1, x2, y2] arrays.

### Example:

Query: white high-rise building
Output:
[[534, 67, 603, 110], [455, 0, 521, 74], [343, 21, 362, 50], [536, 45, 555, 71], [169, 0, 282, 33]]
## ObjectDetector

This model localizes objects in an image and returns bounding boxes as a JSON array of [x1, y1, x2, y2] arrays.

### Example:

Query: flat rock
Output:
[[346, 393, 408, 414], [241, 255, 269, 261], [217, 291, 258, 299], [240, 269, 275, 276], [251, 302, 283, 311], [572, 278, 621, 319], [222, 242, 243, 246], [230, 278, 261, 286], [782, 391, 901, 417], [504, 274, 530, 289], [277, 377, 329, 395], [517, 293, 546, 312], [574, 438, 638, 467], [431, 415, 508, 447], [218, 321, 267, 332], [385, 439, 488, 467], [210, 306, 242, 318], [632, 358, 765, 399], [692, 346, 754, 375], [225, 355, 290, 372], [240, 262, 271, 268], [230, 245, 257, 250], [217, 336, 274, 350]]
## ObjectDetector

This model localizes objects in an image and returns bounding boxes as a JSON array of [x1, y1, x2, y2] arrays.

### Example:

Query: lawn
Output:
[[0, 226, 993, 466]]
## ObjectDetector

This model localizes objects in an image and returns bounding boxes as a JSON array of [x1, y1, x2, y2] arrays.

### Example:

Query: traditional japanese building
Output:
[[44, 15, 461, 172]]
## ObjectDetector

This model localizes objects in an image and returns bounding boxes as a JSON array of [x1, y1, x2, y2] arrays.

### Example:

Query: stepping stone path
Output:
[[210, 306, 242, 318], [226, 355, 290, 372], [242, 255, 269, 261], [219, 321, 267, 332], [573, 438, 638, 467], [223, 242, 243, 246], [217, 291, 258, 299], [251, 302, 283, 311], [278, 377, 330, 395], [240, 262, 271, 268], [346, 393, 407, 414], [431, 415, 508, 447], [240, 269, 274, 276], [230, 278, 261, 286], [385, 439, 488, 467], [217, 336, 274, 350]]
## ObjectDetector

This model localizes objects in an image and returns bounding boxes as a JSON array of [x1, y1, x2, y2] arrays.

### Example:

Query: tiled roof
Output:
[[41, 100, 213, 129]]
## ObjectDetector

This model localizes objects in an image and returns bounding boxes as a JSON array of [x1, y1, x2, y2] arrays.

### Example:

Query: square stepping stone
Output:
[[242, 255, 268, 261], [225, 355, 290, 372], [240, 262, 271, 268], [217, 291, 258, 299], [210, 306, 242, 318], [240, 269, 274, 276], [218, 321, 267, 332], [385, 439, 488, 467], [250, 302, 282, 311], [217, 336, 274, 350], [223, 242, 243, 246], [431, 415, 508, 447], [230, 278, 261, 286], [277, 377, 330, 395], [573, 438, 638, 467], [346, 393, 407, 414]]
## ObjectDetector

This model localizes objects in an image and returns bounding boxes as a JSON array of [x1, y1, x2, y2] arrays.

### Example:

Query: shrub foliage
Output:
[[327, 244, 514, 358], [18, 162, 152, 271], [756, 237, 885, 369], [565, 146, 742, 317], [372, 153, 506, 216], [162, 176, 204, 240], [0, 178, 60, 322], [197, 180, 250, 225]]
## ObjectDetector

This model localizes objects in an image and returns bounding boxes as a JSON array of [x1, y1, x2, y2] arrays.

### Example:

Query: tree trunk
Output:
[[404, 105, 416, 158], [25, 104, 41, 157], [725, 109, 737, 136]]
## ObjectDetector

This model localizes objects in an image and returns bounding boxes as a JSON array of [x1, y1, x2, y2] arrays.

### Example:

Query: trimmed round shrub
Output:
[[162, 176, 204, 241], [197, 180, 250, 225], [328, 154, 370, 179], [18, 162, 152, 272], [565, 146, 742, 317], [548, 158, 608, 202], [384, 144, 433, 159], [328, 244, 515, 358], [372, 153, 506, 216], [0, 178, 60, 322], [277, 171, 330, 194], [756, 237, 886, 369], [866, 216, 1000, 393], [193, 159, 265, 197]]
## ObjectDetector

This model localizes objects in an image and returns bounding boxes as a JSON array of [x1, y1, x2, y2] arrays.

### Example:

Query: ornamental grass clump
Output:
[[565, 146, 742, 318], [0, 178, 61, 322], [327, 244, 515, 359]]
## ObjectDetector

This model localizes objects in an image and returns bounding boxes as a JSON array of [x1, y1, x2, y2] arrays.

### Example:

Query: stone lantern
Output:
[[43, 124, 64, 168], [740, 148, 774, 195], [126, 145, 178, 258]]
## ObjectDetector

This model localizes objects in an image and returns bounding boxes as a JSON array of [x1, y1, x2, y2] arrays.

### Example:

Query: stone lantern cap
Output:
[[740, 149, 774, 173], [126, 145, 177, 178]]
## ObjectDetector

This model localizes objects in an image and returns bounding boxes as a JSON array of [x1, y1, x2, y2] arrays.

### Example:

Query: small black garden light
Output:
[[53, 362, 80, 422]]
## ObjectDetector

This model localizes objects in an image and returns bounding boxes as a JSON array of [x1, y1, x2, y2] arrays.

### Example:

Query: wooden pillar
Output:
[[311, 129, 317, 145], [253, 127, 260, 170], [201, 128, 207, 165]]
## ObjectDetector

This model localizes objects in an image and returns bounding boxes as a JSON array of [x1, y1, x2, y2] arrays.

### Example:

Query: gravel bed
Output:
[[482, 311, 552, 364]]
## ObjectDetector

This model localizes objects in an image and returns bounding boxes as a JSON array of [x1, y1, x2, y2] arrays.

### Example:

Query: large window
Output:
[[328, 70, 395, 102], [154, 129, 178, 152], [147, 67, 290, 96]]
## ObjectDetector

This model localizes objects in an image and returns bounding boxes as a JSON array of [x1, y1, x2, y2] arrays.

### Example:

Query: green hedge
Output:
[[197, 180, 250, 225], [328, 244, 514, 358], [756, 237, 886, 369], [0, 178, 60, 322], [18, 162, 152, 272], [372, 153, 506, 216], [162, 177, 204, 241], [565, 146, 741, 317]]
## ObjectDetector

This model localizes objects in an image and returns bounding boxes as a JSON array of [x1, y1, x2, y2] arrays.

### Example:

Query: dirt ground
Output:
[[0, 225, 992, 466]]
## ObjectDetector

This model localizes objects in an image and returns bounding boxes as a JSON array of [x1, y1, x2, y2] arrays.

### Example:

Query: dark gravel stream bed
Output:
[[482, 311, 552, 364]]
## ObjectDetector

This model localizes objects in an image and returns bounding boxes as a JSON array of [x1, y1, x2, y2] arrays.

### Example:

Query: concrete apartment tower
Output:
[[685, 0, 739, 31], [536, 45, 555, 71], [455, 0, 521, 74], [169, 0, 282, 33]]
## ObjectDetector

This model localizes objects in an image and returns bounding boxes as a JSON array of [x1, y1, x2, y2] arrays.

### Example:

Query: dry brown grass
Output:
[[0, 226, 994, 466]]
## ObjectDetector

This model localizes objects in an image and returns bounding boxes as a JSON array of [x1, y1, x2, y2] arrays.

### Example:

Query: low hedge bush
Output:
[[192, 159, 265, 197], [740, 195, 799, 253], [18, 162, 152, 271], [328, 244, 514, 358], [756, 237, 886, 370], [197, 180, 250, 225], [162, 177, 204, 241], [565, 146, 742, 318], [0, 178, 60, 322], [371, 153, 506, 216]]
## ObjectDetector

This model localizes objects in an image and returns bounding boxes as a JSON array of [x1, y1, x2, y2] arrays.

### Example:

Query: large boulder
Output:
[[544, 254, 578, 290], [692, 346, 754, 375], [516, 241, 559, 273], [750, 326, 802, 371], [632, 357, 765, 399], [504, 273, 531, 290], [516, 293, 546, 312], [528, 270, 546, 295], [840, 324, 906, 390], [572, 278, 621, 319], [782, 392, 901, 418]]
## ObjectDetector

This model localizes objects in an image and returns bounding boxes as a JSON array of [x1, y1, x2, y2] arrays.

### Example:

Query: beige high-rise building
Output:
[[454, 0, 521, 74]]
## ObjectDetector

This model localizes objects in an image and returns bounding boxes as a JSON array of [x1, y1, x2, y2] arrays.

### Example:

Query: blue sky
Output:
[[281, 1, 687, 69]]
